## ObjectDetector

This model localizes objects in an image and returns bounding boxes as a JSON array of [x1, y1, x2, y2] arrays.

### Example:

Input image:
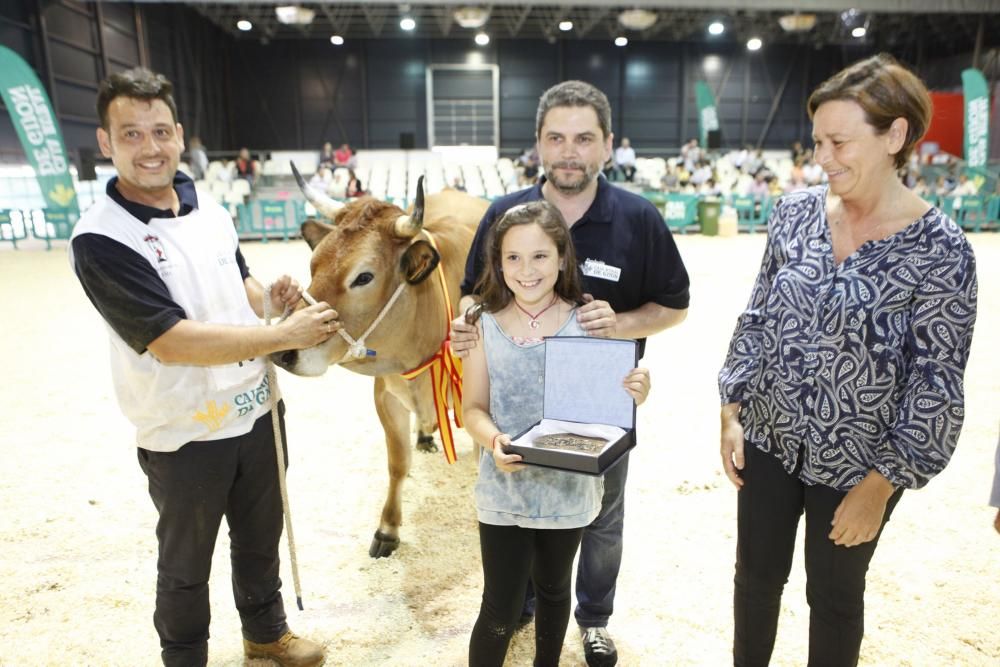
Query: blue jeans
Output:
[[575, 451, 629, 627]]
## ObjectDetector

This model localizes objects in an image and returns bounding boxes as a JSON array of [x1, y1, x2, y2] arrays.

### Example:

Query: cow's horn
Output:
[[394, 175, 425, 238], [291, 161, 344, 221]]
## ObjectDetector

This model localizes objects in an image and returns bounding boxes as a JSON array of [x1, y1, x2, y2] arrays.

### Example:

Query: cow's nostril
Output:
[[280, 350, 297, 367]]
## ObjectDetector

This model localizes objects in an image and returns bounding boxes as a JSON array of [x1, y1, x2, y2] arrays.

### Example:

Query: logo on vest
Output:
[[234, 374, 271, 417], [193, 400, 230, 432], [143, 234, 168, 263]]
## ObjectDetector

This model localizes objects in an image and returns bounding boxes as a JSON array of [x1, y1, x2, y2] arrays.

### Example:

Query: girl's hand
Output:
[[623, 367, 650, 405], [491, 433, 524, 473]]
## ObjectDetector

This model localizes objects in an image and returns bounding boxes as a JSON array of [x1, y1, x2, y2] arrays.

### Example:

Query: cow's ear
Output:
[[301, 219, 335, 250], [400, 240, 440, 284]]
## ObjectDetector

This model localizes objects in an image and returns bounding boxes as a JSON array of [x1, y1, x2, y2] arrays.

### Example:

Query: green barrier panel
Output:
[[950, 195, 987, 232], [661, 194, 699, 234], [244, 199, 303, 242], [986, 195, 1000, 225], [729, 195, 768, 233]]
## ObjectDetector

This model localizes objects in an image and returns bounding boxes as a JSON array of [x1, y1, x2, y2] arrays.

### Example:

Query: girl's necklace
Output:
[[513, 294, 558, 330]]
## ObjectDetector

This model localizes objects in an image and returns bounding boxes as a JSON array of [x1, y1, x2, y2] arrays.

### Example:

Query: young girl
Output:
[[462, 200, 650, 667]]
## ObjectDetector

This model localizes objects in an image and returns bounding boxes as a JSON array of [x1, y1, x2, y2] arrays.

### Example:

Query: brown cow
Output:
[[274, 165, 488, 557]]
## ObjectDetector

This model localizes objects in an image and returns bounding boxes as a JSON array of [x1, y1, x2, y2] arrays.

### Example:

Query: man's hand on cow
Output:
[[490, 434, 524, 473], [269, 275, 304, 315], [449, 314, 479, 358], [279, 302, 340, 349], [577, 294, 616, 338], [622, 367, 650, 405]]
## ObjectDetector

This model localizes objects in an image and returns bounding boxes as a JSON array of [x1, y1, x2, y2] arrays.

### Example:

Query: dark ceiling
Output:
[[182, 3, 1000, 58]]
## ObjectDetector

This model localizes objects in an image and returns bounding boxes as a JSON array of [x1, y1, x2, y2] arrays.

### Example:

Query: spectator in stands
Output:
[[744, 149, 765, 177], [802, 156, 824, 186], [689, 159, 713, 187], [614, 137, 637, 182], [309, 166, 333, 192], [748, 172, 770, 199], [517, 145, 540, 185], [187, 136, 208, 181], [451, 175, 467, 192], [346, 169, 365, 198], [953, 173, 979, 196], [788, 157, 808, 191], [334, 143, 355, 169], [681, 138, 702, 171], [790, 140, 808, 163], [699, 178, 722, 197], [660, 164, 680, 192], [319, 141, 335, 169], [934, 175, 952, 197], [234, 148, 259, 187], [912, 176, 930, 198]]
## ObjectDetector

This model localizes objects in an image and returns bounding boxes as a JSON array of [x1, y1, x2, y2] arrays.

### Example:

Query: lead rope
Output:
[[262, 284, 305, 611], [300, 283, 407, 364]]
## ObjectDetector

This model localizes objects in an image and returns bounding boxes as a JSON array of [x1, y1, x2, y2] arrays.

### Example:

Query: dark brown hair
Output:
[[807, 53, 931, 169], [97, 67, 178, 130], [536, 80, 612, 140], [466, 200, 583, 323]]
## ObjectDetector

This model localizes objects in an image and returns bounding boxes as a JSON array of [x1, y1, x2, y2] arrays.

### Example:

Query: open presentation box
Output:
[[503, 336, 638, 475]]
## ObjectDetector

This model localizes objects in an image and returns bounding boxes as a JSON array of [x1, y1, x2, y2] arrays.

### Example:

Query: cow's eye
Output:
[[351, 272, 374, 287]]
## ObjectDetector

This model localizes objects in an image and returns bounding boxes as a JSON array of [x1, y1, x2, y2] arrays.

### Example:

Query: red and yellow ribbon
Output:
[[400, 230, 463, 464]]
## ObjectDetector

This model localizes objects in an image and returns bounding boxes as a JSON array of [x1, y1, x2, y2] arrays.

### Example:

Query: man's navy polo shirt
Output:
[[461, 175, 690, 358]]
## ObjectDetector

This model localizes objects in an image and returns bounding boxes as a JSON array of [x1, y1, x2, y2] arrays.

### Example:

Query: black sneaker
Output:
[[581, 626, 617, 667]]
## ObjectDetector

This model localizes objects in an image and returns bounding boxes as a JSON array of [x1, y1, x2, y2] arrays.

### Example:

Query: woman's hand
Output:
[[623, 367, 650, 405], [829, 471, 895, 547], [720, 402, 745, 488], [490, 434, 524, 473]]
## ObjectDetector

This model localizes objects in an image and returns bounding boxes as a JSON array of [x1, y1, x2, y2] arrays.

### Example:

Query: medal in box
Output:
[[503, 336, 638, 475]]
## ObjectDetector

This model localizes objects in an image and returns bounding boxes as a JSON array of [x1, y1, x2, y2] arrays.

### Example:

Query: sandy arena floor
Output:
[[0, 231, 997, 667]]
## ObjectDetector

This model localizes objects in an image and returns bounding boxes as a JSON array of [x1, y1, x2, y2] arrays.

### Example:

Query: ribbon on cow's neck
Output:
[[401, 229, 463, 464]]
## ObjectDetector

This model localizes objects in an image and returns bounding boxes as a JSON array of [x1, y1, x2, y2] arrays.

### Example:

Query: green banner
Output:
[[961, 68, 989, 170], [695, 81, 720, 149], [0, 45, 79, 225]]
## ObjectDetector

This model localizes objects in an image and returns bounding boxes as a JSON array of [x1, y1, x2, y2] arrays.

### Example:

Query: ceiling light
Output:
[[236, 19, 252, 32], [400, 17, 416, 31], [474, 32, 490, 46], [559, 21, 573, 32], [618, 9, 657, 31], [614, 36, 628, 47], [275, 5, 315, 26], [330, 35, 344, 45], [778, 13, 817, 32], [852, 26, 867, 38], [453, 6, 490, 29], [747, 37, 762, 51], [708, 22, 724, 36]]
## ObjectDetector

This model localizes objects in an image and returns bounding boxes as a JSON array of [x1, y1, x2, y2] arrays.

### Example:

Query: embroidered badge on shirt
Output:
[[582, 258, 622, 282], [143, 234, 168, 263]]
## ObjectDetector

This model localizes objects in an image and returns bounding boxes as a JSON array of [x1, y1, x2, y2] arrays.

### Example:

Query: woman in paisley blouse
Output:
[[718, 54, 978, 667]]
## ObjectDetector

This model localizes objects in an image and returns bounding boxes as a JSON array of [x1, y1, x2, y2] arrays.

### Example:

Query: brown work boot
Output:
[[243, 630, 325, 666]]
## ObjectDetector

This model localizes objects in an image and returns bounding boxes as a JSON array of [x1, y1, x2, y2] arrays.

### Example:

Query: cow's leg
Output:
[[416, 430, 438, 453], [370, 376, 411, 558]]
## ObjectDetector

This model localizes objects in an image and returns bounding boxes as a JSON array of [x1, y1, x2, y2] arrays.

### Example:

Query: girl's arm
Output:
[[461, 320, 523, 473]]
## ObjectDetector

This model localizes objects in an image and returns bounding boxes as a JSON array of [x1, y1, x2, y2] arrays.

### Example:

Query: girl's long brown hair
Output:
[[466, 200, 584, 324]]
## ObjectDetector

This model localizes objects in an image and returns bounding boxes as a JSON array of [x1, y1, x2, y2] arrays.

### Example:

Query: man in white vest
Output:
[[70, 67, 335, 667]]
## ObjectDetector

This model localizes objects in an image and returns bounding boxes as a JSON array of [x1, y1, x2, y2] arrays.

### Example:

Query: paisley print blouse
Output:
[[719, 187, 978, 491]]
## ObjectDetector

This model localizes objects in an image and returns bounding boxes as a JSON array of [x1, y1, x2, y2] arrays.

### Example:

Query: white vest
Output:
[[70, 196, 270, 451]]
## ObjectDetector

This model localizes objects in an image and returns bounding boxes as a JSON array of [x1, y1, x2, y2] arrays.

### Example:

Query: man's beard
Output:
[[545, 160, 599, 194]]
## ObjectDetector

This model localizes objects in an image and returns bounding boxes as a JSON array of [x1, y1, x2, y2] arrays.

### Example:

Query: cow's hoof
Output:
[[416, 434, 438, 453], [369, 530, 400, 558]]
